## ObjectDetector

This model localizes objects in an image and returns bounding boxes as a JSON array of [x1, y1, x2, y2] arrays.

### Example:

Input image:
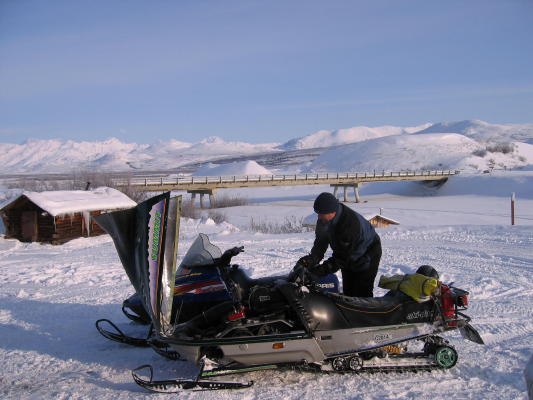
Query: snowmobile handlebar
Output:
[[220, 246, 245, 265]]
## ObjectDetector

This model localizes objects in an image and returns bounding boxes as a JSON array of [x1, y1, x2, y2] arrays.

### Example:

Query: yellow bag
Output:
[[378, 273, 439, 302]]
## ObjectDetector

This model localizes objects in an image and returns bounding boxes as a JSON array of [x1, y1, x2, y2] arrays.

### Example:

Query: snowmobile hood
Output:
[[93, 193, 182, 334]]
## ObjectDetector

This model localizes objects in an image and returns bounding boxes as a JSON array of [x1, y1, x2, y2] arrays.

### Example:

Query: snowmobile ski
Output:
[[132, 364, 253, 392], [459, 322, 485, 345], [95, 319, 150, 347], [95, 319, 183, 359]]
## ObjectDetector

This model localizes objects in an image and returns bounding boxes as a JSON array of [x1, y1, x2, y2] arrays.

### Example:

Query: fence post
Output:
[[511, 193, 516, 225]]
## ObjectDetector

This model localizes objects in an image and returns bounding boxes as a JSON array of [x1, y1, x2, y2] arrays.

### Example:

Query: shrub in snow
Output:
[[211, 195, 249, 209], [181, 200, 201, 219], [207, 210, 227, 224], [472, 149, 488, 157], [249, 216, 305, 234], [486, 142, 515, 154]]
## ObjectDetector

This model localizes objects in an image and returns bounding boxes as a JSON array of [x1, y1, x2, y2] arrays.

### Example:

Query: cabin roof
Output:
[[364, 214, 400, 224], [1, 187, 136, 217], [303, 212, 400, 226]]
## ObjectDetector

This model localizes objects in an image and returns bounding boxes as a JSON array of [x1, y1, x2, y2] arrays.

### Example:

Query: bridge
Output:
[[117, 170, 460, 207]]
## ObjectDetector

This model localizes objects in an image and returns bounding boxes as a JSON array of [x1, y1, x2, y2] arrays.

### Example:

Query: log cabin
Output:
[[0, 187, 136, 244]]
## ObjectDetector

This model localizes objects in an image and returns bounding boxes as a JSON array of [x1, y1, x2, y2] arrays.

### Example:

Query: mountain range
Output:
[[1, 120, 532, 174]]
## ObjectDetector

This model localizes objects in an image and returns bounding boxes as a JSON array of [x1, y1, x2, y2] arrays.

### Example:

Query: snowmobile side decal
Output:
[[147, 200, 166, 326], [406, 310, 433, 321], [174, 280, 227, 296], [373, 333, 393, 343], [160, 195, 182, 334]]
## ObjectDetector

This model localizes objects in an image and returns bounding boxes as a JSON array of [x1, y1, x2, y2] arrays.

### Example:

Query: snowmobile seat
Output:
[[325, 291, 436, 328]]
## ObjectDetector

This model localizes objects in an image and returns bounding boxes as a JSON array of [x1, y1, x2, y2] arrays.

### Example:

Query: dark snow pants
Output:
[[341, 237, 382, 298]]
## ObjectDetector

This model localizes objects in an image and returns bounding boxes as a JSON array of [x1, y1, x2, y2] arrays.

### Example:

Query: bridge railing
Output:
[[115, 170, 459, 187]]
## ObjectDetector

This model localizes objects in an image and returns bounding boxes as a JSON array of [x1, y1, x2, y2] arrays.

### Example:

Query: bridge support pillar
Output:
[[330, 183, 362, 203], [354, 183, 361, 203], [188, 189, 218, 209]]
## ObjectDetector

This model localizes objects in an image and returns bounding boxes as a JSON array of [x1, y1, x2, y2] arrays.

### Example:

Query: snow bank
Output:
[[438, 172, 533, 199], [193, 160, 273, 176]]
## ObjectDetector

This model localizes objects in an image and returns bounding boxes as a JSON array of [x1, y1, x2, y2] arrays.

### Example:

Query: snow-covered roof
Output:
[[3, 187, 136, 217], [302, 213, 400, 226], [365, 214, 400, 224]]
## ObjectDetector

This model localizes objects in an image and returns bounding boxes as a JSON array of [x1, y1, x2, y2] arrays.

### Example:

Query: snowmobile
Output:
[[93, 192, 484, 392]]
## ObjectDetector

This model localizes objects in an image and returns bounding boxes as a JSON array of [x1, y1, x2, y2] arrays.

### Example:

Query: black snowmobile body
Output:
[[93, 193, 484, 392], [120, 263, 339, 326]]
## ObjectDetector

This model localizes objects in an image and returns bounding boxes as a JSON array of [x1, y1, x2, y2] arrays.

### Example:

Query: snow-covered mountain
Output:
[[306, 133, 533, 173], [415, 120, 533, 144], [0, 136, 280, 173], [1, 120, 532, 174], [278, 123, 432, 150]]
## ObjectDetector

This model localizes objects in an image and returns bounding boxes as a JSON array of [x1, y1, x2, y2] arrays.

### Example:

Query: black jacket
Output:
[[310, 203, 380, 273]]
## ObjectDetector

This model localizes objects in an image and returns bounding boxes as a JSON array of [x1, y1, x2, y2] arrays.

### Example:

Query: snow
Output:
[[525, 354, 533, 399], [2, 187, 137, 217], [279, 123, 432, 150], [307, 133, 483, 172], [306, 133, 533, 173], [0, 137, 280, 173], [1, 170, 532, 399], [193, 160, 273, 176], [416, 120, 533, 144], [1, 119, 532, 174]]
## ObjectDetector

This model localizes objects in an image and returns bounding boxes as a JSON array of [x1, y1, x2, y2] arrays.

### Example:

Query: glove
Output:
[[288, 263, 306, 283], [220, 246, 244, 264], [288, 263, 320, 285], [297, 254, 317, 267], [314, 258, 340, 276]]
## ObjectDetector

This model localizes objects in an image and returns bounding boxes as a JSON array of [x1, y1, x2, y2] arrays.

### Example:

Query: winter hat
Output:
[[313, 192, 339, 214]]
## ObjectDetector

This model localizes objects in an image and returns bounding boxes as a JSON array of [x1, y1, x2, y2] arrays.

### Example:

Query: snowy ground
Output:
[[1, 173, 532, 399]]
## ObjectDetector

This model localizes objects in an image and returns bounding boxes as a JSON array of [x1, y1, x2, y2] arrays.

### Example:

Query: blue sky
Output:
[[1, 0, 532, 144]]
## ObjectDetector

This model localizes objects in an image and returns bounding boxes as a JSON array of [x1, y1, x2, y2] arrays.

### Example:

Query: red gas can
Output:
[[440, 284, 457, 327]]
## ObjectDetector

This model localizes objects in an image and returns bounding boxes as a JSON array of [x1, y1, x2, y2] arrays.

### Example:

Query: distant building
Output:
[[302, 213, 400, 230], [365, 214, 400, 228], [0, 187, 136, 244]]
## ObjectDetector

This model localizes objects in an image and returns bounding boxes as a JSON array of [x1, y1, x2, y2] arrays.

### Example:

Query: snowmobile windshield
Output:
[[178, 233, 222, 269]]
